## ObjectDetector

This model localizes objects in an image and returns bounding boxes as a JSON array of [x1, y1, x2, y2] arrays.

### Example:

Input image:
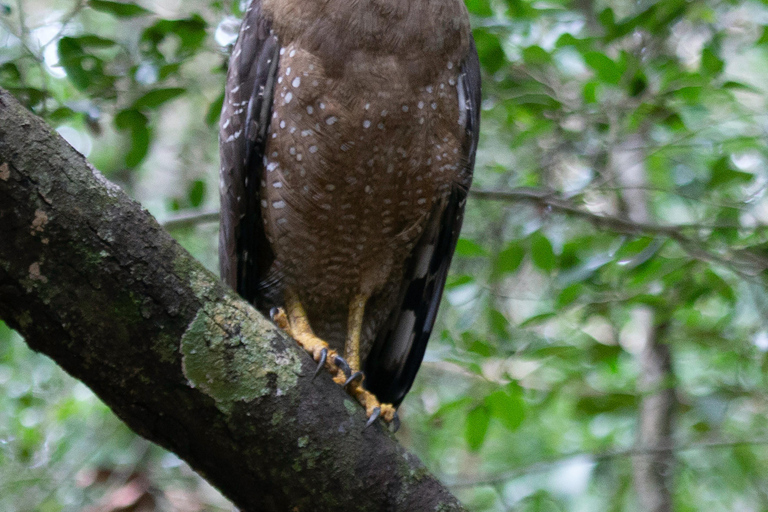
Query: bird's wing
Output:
[[219, 2, 280, 311], [363, 37, 482, 406]]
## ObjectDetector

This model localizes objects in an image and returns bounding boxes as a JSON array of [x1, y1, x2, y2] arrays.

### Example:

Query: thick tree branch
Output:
[[0, 88, 465, 512]]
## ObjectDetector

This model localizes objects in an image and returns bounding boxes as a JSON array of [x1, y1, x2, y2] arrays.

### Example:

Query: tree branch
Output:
[[163, 189, 768, 278], [611, 134, 675, 512], [0, 88, 465, 512], [445, 436, 768, 489]]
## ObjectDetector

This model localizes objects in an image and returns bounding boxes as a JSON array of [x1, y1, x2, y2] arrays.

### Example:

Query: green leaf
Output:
[[708, 156, 752, 189], [206, 92, 225, 126], [188, 180, 206, 208], [465, 405, 491, 451], [576, 393, 637, 415], [584, 52, 624, 85], [141, 15, 208, 60], [115, 109, 150, 167], [466, 337, 494, 357], [522, 45, 551, 65], [455, 238, 487, 257], [519, 312, 557, 328], [582, 81, 598, 104], [495, 242, 525, 275], [445, 274, 475, 289], [616, 237, 655, 262], [700, 46, 723, 76], [488, 309, 510, 338], [72, 35, 117, 48], [57, 37, 89, 90], [114, 108, 148, 131], [484, 388, 525, 431], [529, 232, 555, 272], [89, 0, 151, 18], [431, 397, 473, 419], [722, 81, 761, 93], [464, 0, 493, 17], [472, 28, 505, 74], [0, 62, 22, 84], [556, 282, 584, 309], [133, 88, 186, 109], [126, 124, 150, 167]]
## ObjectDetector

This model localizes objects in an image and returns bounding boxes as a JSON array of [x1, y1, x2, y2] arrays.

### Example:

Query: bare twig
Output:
[[160, 209, 219, 230], [444, 437, 768, 489]]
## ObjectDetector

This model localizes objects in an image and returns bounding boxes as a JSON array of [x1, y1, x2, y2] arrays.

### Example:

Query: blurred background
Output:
[[3, 0, 768, 510]]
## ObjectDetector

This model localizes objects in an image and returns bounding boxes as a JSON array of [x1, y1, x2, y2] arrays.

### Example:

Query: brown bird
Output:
[[219, 0, 480, 425]]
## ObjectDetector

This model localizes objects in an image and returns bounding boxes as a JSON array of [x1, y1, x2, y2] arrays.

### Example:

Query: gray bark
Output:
[[0, 88, 465, 512], [612, 135, 676, 512]]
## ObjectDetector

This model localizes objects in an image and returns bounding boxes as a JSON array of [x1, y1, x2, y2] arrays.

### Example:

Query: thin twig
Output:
[[160, 209, 219, 230], [443, 437, 768, 489]]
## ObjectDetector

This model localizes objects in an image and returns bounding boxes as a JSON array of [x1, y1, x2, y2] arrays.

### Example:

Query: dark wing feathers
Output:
[[363, 37, 482, 406], [219, 2, 280, 312]]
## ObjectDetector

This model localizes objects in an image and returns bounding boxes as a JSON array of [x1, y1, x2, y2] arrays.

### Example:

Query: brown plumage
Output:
[[219, 0, 480, 420]]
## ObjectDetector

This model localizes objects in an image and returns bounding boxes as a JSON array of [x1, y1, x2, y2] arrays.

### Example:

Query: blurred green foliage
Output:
[[3, 0, 768, 510]]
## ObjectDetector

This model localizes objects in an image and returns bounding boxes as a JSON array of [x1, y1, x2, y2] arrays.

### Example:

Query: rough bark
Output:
[[0, 88, 466, 512]]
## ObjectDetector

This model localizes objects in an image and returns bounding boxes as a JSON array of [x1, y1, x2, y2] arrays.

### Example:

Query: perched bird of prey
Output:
[[219, 0, 480, 425]]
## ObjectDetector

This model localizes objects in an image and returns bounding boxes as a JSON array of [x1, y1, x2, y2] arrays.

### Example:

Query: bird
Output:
[[219, 0, 480, 426]]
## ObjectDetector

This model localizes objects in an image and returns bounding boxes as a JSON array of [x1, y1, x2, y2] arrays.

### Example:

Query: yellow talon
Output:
[[275, 288, 397, 425]]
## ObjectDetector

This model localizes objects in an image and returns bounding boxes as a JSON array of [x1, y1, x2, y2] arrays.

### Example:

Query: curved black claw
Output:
[[269, 307, 280, 321], [390, 411, 401, 433], [333, 355, 352, 378], [344, 371, 364, 387], [313, 347, 328, 380], [365, 407, 381, 429]]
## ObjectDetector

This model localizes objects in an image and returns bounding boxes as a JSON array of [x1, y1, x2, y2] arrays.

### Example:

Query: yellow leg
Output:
[[274, 289, 346, 385], [345, 294, 366, 371], [344, 294, 397, 423], [273, 288, 396, 424]]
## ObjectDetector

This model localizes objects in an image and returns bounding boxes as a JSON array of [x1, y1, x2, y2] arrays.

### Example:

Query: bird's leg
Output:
[[345, 294, 397, 425], [273, 289, 397, 425], [274, 289, 348, 385]]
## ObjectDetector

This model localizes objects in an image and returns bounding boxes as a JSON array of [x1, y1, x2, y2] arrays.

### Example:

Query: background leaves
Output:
[[3, 0, 768, 511]]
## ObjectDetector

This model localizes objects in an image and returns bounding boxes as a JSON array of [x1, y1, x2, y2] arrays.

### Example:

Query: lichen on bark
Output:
[[181, 294, 301, 414]]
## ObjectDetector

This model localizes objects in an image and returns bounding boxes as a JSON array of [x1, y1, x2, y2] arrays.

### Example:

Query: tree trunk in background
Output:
[[611, 134, 676, 512], [0, 88, 466, 512]]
